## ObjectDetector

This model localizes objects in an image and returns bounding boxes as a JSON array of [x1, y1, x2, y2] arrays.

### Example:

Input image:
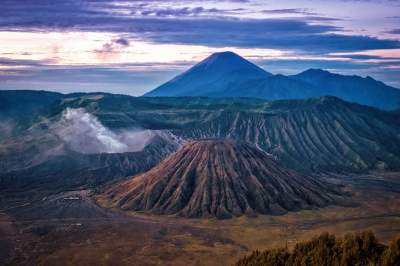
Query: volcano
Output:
[[144, 51, 271, 97], [104, 139, 344, 219]]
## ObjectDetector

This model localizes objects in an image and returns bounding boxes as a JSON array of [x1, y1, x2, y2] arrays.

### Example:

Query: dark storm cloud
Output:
[[1, 0, 399, 53], [122, 18, 398, 52]]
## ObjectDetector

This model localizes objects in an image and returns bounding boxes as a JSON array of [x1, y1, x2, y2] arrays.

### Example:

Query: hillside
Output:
[[236, 231, 400, 266], [177, 97, 400, 172], [0, 90, 63, 120], [103, 139, 345, 219], [1, 94, 400, 191]]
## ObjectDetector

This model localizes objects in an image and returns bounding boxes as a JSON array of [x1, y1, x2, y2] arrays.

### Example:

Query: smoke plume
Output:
[[54, 108, 154, 154], [0, 121, 14, 139]]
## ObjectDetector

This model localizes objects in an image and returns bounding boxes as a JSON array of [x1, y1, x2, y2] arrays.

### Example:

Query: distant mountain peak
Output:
[[365, 75, 378, 82], [144, 51, 271, 97], [300, 68, 331, 76], [195, 51, 268, 72], [197, 51, 244, 67], [203, 51, 244, 62], [208, 50, 240, 58]]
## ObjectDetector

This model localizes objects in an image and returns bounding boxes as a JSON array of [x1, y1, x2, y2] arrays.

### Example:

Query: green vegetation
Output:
[[237, 231, 400, 266]]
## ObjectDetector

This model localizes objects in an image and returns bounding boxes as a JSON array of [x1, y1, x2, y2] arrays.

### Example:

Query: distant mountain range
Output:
[[145, 51, 400, 110]]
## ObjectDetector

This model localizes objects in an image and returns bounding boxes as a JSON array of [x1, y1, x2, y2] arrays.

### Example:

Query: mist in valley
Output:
[[53, 108, 154, 154]]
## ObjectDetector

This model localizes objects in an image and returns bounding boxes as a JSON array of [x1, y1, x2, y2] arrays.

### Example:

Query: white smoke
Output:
[[0, 121, 14, 139], [53, 108, 154, 154]]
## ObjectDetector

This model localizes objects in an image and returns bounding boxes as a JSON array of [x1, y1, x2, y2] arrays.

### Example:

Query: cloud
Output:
[[261, 8, 318, 15], [331, 54, 400, 60], [387, 29, 400, 34], [0, 65, 181, 95], [0, 121, 15, 139], [115, 37, 129, 46], [53, 108, 154, 154], [95, 37, 130, 61], [138, 6, 221, 17], [0, 0, 399, 53], [117, 18, 398, 53], [0, 57, 54, 66], [297, 16, 341, 22]]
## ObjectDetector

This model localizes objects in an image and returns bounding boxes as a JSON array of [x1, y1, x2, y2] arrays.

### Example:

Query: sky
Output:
[[0, 0, 400, 95]]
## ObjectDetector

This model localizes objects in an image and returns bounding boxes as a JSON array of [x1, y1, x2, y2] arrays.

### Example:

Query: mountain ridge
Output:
[[1, 93, 400, 192]]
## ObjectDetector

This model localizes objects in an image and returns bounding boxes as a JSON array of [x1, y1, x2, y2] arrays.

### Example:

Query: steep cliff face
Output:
[[104, 140, 345, 219], [176, 97, 400, 172]]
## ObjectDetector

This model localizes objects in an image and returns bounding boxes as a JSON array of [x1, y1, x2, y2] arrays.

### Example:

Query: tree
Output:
[[236, 231, 400, 266]]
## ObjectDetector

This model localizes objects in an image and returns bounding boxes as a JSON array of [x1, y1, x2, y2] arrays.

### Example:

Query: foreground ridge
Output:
[[237, 231, 400, 266]]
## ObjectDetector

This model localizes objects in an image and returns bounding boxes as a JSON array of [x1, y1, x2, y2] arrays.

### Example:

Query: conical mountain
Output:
[[144, 51, 272, 97], [103, 139, 344, 219]]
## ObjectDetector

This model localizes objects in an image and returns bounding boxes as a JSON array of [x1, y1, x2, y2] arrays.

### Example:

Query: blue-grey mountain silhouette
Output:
[[145, 52, 400, 110]]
